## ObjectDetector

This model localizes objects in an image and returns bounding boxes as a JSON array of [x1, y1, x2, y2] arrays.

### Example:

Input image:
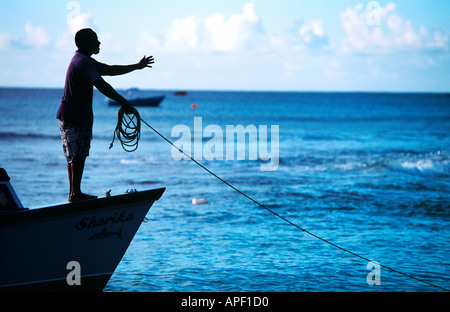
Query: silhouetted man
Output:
[[57, 28, 154, 202]]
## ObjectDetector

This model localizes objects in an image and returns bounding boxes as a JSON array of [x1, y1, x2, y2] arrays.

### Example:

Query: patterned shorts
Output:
[[59, 120, 92, 163]]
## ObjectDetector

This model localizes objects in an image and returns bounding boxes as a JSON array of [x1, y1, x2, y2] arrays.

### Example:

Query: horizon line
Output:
[[0, 85, 449, 95]]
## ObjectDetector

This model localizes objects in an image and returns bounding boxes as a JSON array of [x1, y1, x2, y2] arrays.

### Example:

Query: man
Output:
[[57, 28, 154, 202]]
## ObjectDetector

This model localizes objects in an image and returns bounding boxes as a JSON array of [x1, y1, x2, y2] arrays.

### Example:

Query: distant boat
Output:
[[0, 168, 165, 291], [108, 95, 165, 107], [174, 91, 188, 96]]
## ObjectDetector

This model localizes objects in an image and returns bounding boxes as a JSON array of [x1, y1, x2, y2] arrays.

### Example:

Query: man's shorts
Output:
[[59, 120, 92, 163]]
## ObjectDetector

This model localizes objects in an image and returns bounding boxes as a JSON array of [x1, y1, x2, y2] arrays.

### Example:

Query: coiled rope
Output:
[[109, 107, 141, 152], [110, 107, 449, 291]]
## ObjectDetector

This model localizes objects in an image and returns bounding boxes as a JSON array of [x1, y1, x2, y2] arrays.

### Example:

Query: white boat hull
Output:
[[0, 188, 165, 291]]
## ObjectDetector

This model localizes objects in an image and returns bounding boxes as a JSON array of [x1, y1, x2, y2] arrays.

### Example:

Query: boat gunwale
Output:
[[0, 187, 165, 227]]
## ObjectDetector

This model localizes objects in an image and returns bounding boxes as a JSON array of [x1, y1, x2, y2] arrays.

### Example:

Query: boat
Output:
[[0, 168, 165, 291], [173, 91, 188, 96], [108, 95, 165, 107]]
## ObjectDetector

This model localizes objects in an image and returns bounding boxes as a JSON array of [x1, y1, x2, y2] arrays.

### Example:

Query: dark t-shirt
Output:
[[56, 51, 103, 128]]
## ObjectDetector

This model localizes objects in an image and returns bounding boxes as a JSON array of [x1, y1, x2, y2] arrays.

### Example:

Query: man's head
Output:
[[75, 28, 100, 55]]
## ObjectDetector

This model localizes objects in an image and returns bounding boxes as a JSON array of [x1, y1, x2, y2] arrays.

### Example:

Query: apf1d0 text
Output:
[[225, 296, 269, 307]]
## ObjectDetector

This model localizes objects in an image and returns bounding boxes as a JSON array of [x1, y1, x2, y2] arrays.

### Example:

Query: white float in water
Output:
[[192, 198, 207, 205]]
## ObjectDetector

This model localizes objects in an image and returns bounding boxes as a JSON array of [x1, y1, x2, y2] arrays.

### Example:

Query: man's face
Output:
[[89, 32, 101, 55]]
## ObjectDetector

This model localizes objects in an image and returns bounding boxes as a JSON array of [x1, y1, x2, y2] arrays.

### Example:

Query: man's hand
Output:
[[137, 55, 154, 69], [121, 102, 135, 114]]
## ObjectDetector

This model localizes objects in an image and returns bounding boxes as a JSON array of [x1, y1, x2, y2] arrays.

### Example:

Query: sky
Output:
[[0, 0, 449, 92]]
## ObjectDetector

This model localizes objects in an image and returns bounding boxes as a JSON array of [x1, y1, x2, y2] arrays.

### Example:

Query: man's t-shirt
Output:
[[56, 51, 103, 128]]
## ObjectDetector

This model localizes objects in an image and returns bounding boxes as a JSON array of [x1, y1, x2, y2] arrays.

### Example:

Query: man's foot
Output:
[[68, 193, 98, 203]]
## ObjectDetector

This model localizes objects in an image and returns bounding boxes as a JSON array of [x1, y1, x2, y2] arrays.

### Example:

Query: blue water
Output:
[[1, 88, 449, 292]]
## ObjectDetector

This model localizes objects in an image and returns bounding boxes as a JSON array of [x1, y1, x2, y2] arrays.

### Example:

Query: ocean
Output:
[[0, 87, 449, 292]]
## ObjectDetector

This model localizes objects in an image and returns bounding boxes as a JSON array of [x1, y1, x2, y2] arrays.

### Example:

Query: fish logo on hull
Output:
[[88, 226, 124, 240]]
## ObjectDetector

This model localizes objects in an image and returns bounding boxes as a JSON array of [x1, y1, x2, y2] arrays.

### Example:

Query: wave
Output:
[[0, 131, 60, 141], [279, 150, 450, 178], [389, 151, 450, 177], [0, 130, 158, 143]]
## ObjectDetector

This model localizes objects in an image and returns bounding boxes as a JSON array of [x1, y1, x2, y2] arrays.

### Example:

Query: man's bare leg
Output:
[[67, 163, 73, 200], [68, 156, 97, 202]]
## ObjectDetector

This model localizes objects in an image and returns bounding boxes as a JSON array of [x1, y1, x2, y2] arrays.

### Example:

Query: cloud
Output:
[[165, 15, 202, 52], [261, 18, 330, 55], [66, 1, 94, 35], [299, 20, 324, 40], [340, 2, 449, 54], [55, 2, 97, 52], [298, 19, 329, 48], [139, 3, 265, 54], [204, 2, 262, 52], [24, 22, 50, 48], [67, 13, 93, 35], [139, 2, 334, 56]]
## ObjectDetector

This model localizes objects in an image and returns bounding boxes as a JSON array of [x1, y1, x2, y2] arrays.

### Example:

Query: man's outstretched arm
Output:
[[93, 79, 134, 113], [96, 55, 154, 76]]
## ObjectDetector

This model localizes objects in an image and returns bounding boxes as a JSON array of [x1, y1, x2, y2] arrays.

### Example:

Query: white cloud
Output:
[[297, 19, 329, 49], [55, 3, 96, 52], [67, 13, 93, 35], [204, 2, 261, 51], [140, 3, 265, 54], [24, 22, 50, 48], [166, 16, 202, 52], [66, 1, 94, 35], [421, 28, 449, 51], [340, 2, 449, 54], [299, 20, 325, 42]]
